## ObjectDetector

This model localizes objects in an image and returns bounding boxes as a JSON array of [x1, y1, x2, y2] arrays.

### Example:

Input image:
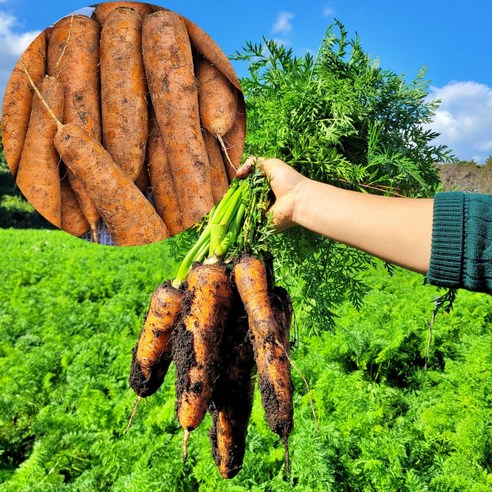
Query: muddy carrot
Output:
[[142, 10, 214, 230], [100, 7, 148, 181], [233, 254, 293, 473], [183, 17, 241, 91], [47, 14, 102, 240], [92, 1, 155, 25], [129, 281, 183, 398], [60, 172, 90, 237], [222, 94, 247, 180], [1, 30, 47, 176], [209, 292, 255, 479], [202, 129, 230, 203], [147, 115, 183, 236], [172, 262, 233, 460], [16, 75, 63, 228]]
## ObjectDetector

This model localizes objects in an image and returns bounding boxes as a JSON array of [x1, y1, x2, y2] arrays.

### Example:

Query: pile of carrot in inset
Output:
[[1, 1, 245, 246]]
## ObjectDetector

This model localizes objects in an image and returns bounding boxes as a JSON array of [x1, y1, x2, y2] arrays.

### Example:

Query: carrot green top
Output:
[[427, 192, 492, 294]]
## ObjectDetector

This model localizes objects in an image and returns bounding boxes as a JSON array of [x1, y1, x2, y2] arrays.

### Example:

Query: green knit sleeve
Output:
[[426, 192, 492, 294]]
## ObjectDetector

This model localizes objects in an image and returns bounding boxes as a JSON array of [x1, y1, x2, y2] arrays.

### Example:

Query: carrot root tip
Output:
[[182, 429, 190, 462]]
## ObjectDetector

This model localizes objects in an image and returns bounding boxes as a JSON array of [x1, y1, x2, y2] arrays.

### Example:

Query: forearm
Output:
[[294, 179, 434, 273]]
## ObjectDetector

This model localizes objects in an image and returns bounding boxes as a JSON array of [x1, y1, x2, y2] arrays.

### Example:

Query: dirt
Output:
[[209, 293, 255, 478]]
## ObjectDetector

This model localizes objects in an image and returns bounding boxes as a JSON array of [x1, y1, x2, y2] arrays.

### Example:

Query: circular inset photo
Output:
[[1, 1, 246, 246]]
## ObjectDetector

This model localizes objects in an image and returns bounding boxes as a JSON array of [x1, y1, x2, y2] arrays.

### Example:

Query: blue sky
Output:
[[1, 0, 492, 162]]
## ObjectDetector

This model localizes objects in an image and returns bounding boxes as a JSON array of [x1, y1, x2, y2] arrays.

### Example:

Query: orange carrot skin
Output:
[[196, 57, 238, 138], [47, 14, 102, 238], [130, 281, 183, 397], [209, 292, 255, 479], [60, 173, 90, 237], [47, 14, 101, 140], [134, 160, 150, 195], [233, 255, 293, 442], [173, 263, 233, 432], [147, 115, 183, 235], [54, 123, 170, 246], [100, 7, 148, 181], [222, 94, 247, 180], [2, 30, 47, 177], [202, 130, 230, 203], [182, 17, 241, 91], [16, 76, 64, 228], [142, 10, 214, 230], [92, 1, 155, 25]]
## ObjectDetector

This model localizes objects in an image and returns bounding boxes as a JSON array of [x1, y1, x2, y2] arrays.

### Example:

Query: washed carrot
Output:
[[16, 75, 63, 228], [233, 254, 293, 472], [183, 17, 241, 91], [172, 262, 233, 460], [92, 1, 155, 25], [47, 14, 102, 240], [147, 114, 183, 235], [209, 292, 255, 479], [129, 281, 183, 397], [1, 30, 47, 176], [100, 7, 148, 181], [202, 129, 230, 203], [142, 10, 214, 230]]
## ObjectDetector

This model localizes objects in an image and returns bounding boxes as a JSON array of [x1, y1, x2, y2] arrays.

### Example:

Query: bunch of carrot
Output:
[[1, 2, 246, 245], [128, 169, 295, 479]]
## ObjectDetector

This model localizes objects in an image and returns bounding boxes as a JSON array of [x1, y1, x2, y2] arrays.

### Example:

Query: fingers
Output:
[[236, 156, 284, 179]]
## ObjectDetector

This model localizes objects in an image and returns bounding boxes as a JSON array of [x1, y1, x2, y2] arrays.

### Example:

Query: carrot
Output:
[[100, 7, 148, 181], [16, 76, 63, 228], [222, 94, 247, 180], [196, 57, 238, 140], [1, 30, 47, 177], [54, 122, 170, 246], [47, 14, 102, 240], [209, 291, 255, 479], [202, 129, 230, 204], [147, 114, 183, 236], [47, 14, 101, 143], [233, 254, 293, 473], [129, 281, 183, 398], [142, 10, 214, 230], [92, 1, 155, 25], [172, 262, 233, 460], [59, 171, 90, 237], [134, 160, 150, 195], [182, 17, 241, 91]]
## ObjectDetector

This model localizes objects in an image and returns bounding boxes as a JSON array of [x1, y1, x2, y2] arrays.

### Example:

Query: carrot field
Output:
[[1, 228, 491, 491]]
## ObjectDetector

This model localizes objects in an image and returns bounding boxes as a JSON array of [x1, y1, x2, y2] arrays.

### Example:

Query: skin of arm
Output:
[[240, 157, 434, 274]]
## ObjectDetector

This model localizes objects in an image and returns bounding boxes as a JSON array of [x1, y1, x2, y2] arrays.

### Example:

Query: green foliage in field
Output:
[[1, 229, 491, 491], [235, 22, 456, 331]]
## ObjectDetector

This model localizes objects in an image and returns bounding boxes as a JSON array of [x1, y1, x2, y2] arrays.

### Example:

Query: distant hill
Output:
[[435, 162, 492, 194]]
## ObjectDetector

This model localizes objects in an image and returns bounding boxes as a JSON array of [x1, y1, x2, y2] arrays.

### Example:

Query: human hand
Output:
[[238, 157, 307, 231]]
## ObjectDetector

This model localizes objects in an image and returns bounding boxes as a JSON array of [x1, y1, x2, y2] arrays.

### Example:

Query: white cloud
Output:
[[0, 11, 40, 57], [272, 11, 294, 36], [322, 5, 335, 17], [0, 11, 41, 114], [426, 81, 492, 163]]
